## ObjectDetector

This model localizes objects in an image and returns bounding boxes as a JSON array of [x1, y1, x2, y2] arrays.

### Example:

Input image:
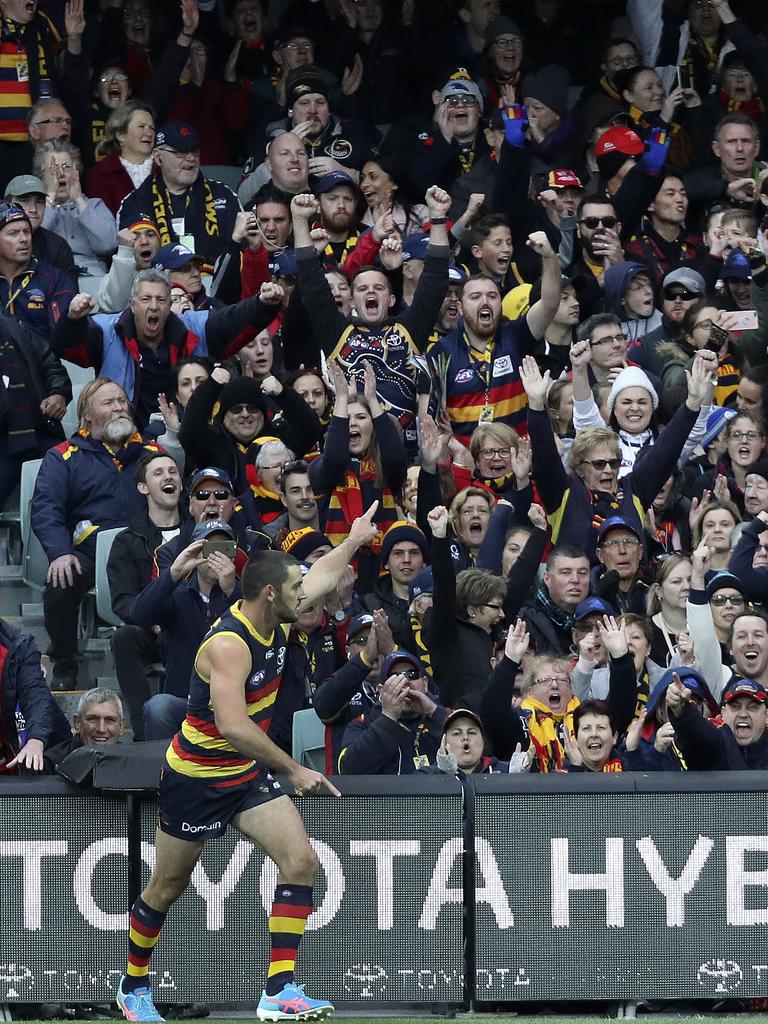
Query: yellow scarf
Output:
[[521, 695, 579, 773], [150, 175, 218, 246]]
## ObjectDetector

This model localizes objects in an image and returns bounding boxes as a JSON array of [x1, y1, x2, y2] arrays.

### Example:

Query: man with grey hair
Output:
[[31, 378, 161, 690], [43, 686, 125, 771], [50, 267, 286, 428]]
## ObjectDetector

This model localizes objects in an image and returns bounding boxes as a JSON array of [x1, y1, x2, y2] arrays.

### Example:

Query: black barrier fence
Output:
[[4, 771, 768, 1008]]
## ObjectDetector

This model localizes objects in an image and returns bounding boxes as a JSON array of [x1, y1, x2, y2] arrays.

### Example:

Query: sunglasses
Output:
[[192, 489, 231, 501], [227, 403, 261, 415], [580, 216, 618, 229], [710, 593, 745, 606], [663, 287, 697, 301], [582, 458, 621, 470]]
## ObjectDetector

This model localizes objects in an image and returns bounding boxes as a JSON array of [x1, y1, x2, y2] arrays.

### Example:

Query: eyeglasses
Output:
[[460, 506, 491, 517], [693, 318, 714, 331], [533, 676, 570, 687], [44, 162, 74, 174], [579, 216, 618, 229], [157, 147, 199, 158], [581, 457, 621, 470], [99, 72, 129, 82], [663, 287, 697, 301], [399, 668, 421, 680], [192, 489, 231, 501], [600, 536, 641, 549], [590, 333, 626, 347], [730, 429, 763, 441], [493, 37, 521, 49], [481, 602, 504, 611], [281, 41, 312, 51], [710, 593, 745, 606], [260, 464, 285, 472], [33, 116, 73, 126], [227, 403, 262, 415], [445, 96, 477, 108], [479, 447, 511, 459], [691, 0, 713, 7]]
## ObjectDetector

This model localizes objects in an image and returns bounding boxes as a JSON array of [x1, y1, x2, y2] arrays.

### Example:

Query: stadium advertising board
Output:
[[2, 780, 464, 1006], [474, 775, 768, 1002]]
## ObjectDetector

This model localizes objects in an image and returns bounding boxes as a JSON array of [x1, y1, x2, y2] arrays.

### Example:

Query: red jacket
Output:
[[85, 152, 135, 217]]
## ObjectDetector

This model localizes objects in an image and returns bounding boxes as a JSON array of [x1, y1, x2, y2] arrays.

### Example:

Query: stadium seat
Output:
[[94, 528, 125, 627], [291, 708, 326, 772], [62, 360, 95, 389], [202, 164, 242, 191], [20, 459, 48, 591]]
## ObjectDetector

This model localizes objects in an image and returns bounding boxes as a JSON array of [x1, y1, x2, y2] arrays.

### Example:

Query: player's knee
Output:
[[280, 841, 318, 883]]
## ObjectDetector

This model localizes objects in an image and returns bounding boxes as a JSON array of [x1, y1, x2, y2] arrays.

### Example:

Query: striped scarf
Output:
[[520, 694, 579, 772], [534, 582, 575, 633]]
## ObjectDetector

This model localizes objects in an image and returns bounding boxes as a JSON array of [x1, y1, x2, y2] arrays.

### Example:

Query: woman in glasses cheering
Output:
[[520, 351, 713, 561]]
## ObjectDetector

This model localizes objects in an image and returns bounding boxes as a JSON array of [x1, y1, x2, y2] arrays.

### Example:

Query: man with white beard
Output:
[[31, 379, 164, 690]]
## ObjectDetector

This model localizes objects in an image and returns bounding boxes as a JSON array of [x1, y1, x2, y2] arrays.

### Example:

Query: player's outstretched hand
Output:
[[289, 764, 341, 797]]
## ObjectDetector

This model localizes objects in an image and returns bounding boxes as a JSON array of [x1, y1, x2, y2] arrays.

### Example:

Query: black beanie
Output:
[[596, 149, 633, 181], [218, 377, 266, 418], [523, 64, 570, 118]]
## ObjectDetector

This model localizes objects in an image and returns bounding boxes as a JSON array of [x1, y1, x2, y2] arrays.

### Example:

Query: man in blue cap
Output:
[[129, 516, 241, 739], [338, 648, 447, 774], [667, 674, 768, 770], [153, 242, 222, 311], [117, 120, 241, 270], [594, 516, 648, 614]]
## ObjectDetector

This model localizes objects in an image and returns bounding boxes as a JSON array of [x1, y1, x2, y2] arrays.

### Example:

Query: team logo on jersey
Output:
[[250, 670, 265, 685], [277, 646, 286, 671], [493, 355, 513, 376], [454, 368, 474, 384]]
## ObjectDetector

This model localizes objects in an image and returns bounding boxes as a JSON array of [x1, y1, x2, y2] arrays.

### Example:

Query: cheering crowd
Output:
[[3, 0, 768, 779]]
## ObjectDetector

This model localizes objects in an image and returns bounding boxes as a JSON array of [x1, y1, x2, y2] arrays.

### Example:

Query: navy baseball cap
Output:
[[402, 233, 429, 262], [189, 467, 234, 493], [722, 679, 768, 705], [315, 170, 358, 195], [380, 649, 422, 681], [723, 250, 751, 281], [573, 596, 614, 622], [155, 120, 200, 152], [154, 243, 203, 271], [191, 518, 235, 542], [409, 566, 434, 602], [269, 249, 298, 279], [597, 515, 642, 544], [706, 571, 746, 601], [347, 613, 373, 642], [448, 264, 468, 284], [443, 707, 484, 734]]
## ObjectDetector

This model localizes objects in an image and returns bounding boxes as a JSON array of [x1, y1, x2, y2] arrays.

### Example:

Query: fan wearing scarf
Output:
[[117, 120, 241, 272], [30, 378, 163, 691], [515, 653, 579, 773], [521, 351, 713, 563]]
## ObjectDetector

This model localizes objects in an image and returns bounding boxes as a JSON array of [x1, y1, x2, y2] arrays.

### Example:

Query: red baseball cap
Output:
[[547, 168, 583, 190], [594, 125, 645, 158]]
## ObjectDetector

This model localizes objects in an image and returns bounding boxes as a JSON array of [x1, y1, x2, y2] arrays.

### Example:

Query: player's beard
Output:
[[274, 593, 299, 624]]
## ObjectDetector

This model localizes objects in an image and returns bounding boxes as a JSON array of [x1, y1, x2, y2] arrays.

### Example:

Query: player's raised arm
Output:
[[300, 501, 379, 606]]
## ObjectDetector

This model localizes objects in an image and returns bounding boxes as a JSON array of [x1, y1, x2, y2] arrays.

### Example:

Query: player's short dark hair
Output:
[[135, 450, 176, 484], [242, 549, 298, 600], [573, 698, 615, 735], [576, 312, 622, 343], [350, 264, 391, 290], [470, 213, 509, 247]]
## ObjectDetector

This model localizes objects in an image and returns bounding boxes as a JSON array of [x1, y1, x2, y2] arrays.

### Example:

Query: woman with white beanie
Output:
[[570, 341, 709, 476]]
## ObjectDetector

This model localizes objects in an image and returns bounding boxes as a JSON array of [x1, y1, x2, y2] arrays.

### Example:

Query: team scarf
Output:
[[244, 464, 282, 523], [409, 610, 431, 677], [150, 174, 218, 247], [1, 13, 58, 97], [520, 694, 579, 773], [719, 89, 765, 120], [534, 582, 575, 633]]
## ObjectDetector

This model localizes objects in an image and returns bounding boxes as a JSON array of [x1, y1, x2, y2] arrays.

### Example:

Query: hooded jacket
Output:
[[602, 261, 663, 343]]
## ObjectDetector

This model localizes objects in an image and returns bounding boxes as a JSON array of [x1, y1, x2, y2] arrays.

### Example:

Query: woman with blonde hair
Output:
[[86, 100, 156, 215], [647, 553, 692, 665]]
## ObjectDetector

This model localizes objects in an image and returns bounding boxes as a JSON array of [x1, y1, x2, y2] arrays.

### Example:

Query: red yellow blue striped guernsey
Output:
[[428, 319, 535, 443], [166, 602, 288, 783]]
